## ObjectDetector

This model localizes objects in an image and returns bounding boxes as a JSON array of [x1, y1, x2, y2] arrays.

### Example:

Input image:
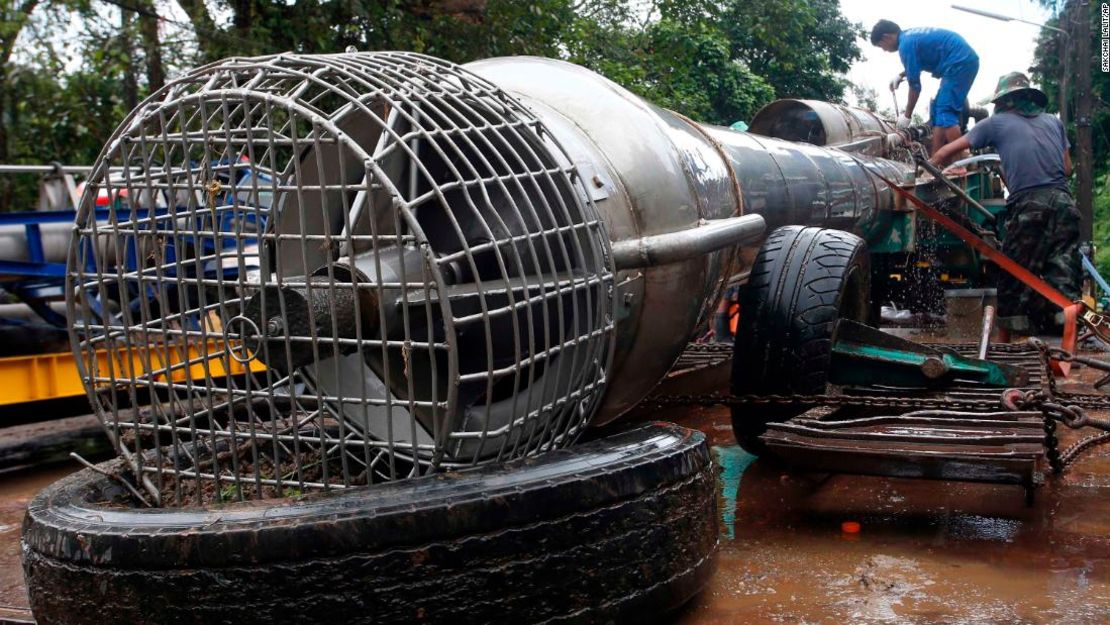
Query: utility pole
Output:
[[1074, 0, 1093, 244], [1058, 3, 1069, 127]]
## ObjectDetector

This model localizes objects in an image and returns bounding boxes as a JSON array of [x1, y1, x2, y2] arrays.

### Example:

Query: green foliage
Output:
[[1030, 3, 1110, 277], [1096, 182, 1110, 281], [721, 0, 863, 101], [1, 0, 865, 208], [636, 20, 775, 125], [2, 64, 128, 206], [1030, 6, 1110, 176]]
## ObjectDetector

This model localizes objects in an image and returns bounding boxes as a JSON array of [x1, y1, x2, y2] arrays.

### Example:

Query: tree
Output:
[[849, 84, 879, 113], [1030, 2, 1109, 276], [1031, 5, 1109, 173], [720, 0, 863, 101], [0, 0, 866, 209], [0, 0, 40, 211]]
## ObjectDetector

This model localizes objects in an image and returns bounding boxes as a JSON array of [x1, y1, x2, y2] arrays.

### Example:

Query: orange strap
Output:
[[869, 169, 1081, 375]]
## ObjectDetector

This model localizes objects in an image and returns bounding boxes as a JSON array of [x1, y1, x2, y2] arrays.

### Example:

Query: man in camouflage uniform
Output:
[[931, 72, 1080, 334]]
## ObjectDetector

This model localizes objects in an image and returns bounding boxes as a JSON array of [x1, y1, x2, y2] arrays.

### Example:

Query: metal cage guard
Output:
[[67, 52, 616, 505]]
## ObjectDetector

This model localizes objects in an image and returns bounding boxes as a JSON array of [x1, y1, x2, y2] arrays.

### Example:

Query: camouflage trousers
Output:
[[997, 186, 1081, 334]]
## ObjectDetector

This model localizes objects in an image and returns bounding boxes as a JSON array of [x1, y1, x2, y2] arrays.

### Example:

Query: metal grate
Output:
[[67, 52, 615, 506]]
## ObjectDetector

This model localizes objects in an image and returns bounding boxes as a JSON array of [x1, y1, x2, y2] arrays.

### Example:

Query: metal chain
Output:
[[644, 392, 1003, 411], [1042, 416, 1063, 474], [651, 339, 1110, 473], [1060, 432, 1110, 468], [1033, 339, 1110, 409], [997, 338, 1110, 473], [1006, 389, 1110, 473]]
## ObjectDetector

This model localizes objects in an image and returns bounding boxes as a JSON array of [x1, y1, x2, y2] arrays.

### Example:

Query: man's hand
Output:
[[896, 115, 912, 129], [889, 74, 904, 92]]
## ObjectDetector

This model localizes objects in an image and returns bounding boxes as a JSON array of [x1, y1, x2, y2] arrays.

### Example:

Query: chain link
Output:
[[645, 391, 1007, 411]]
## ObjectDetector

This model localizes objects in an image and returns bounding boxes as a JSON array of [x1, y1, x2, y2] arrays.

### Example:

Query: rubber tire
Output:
[[731, 226, 870, 454], [22, 422, 718, 625]]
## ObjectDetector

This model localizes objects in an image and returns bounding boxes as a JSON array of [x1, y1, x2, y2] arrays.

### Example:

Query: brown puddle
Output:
[[0, 464, 75, 622], [0, 401, 1108, 624], [669, 404, 1110, 625]]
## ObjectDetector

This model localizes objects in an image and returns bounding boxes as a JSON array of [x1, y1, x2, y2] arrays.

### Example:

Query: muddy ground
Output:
[[669, 404, 1110, 625], [1, 358, 1109, 624]]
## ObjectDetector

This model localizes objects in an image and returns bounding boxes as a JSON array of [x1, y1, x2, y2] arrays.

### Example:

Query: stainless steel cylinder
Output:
[[749, 99, 895, 147], [68, 51, 926, 504], [468, 58, 915, 421]]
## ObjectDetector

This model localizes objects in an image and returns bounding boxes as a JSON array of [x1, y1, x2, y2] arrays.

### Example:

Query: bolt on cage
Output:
[[67, 52, 616, 506]]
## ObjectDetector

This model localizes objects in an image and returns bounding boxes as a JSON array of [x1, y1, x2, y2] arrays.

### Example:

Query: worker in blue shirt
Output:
[[871, 20, 979, 155]]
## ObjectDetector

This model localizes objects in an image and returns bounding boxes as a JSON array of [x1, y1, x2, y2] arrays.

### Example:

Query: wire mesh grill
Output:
[[67, 52, 615, 506]]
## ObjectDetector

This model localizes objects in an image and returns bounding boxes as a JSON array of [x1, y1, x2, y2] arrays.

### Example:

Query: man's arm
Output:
[[899, 39, 923, 119], [904, 87, 920, 119], [929, 136, 972, 168], [1064, 150, 1073, 178]]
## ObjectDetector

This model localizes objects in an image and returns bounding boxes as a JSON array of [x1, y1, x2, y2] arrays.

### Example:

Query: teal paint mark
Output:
[[712, 445, 757, 540]]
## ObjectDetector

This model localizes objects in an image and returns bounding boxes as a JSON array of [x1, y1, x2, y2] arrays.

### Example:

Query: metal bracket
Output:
[[830, 319, 1028, 388]]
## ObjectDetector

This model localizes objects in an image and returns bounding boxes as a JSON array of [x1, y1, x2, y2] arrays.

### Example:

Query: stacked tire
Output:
[[23, 423, 718, 625]]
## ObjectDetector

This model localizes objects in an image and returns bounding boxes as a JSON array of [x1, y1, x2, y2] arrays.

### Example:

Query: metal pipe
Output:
[[917, 156, 996, 224], [703, 125, 915, 233], [1082, 254, 1110, 296], [0, 165, 127, 175], [0, 302, 67, 322], [950, 154, 1001, 169], [0, 222, 73, 263], [470, 58, 919, 422], [979, 305, 996, 360], [748, 99, 894, 153], [611, 215, 766, 270]]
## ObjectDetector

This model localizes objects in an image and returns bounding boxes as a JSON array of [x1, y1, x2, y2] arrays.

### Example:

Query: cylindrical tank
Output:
[[0, 222, 72, 264], [467, 58, 915, 420], [749, 99, 895, 149], [69, 52, 926, 499]]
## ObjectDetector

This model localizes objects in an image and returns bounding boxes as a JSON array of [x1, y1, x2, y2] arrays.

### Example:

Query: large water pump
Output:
[[67, 52, 921, 501]]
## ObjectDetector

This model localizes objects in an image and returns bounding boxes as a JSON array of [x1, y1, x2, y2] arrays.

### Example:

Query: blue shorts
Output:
[[930, 59, 979, 128]]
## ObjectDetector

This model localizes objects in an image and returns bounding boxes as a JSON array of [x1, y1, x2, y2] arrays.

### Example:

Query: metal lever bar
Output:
[[979, 305, 996, 360], [866, 168, 1100, 376], [916, 156, 996, 224]]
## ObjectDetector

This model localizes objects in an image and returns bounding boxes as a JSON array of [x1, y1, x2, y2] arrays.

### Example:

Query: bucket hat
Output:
[[990, 72, 1048, 107]]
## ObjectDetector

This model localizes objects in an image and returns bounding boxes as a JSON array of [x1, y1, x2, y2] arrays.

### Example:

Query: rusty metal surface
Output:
[[667, 343, 734, 378], [762, 409, 1045, 485], [766, 342, 1048, 485], [758, 344, 1047, 486], [659, 341, 1059, 486]]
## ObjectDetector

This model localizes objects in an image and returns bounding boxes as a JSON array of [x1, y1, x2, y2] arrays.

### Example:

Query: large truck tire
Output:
[[731, 226, 870, 454], [22, 423, 718, 625]]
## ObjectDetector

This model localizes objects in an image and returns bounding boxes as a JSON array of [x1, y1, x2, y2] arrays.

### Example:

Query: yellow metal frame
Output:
[[0, 341, 265, 406]]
